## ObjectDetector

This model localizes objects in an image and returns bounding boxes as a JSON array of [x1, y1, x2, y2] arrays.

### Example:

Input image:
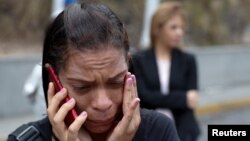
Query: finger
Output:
[[47, 88, 67, 120], [125, 72, 132, 94], [130, 98, 141, 132], [119, 98, 140, 132], [47, 82, 54, 105], [124, 72, 131, 82], [68, 111, 88, 140], [123, 77, 133, 113], [132, 98, 140, 114], [131, 74, 136, 87], [130, 74, 140, 115], [127, 72, 131, 76], [50, 97, 76, 140], [131, 74, 138, 98], [53, 98, 76, 124], [50, 88, 67, 108], [131, 75, 140, 113]]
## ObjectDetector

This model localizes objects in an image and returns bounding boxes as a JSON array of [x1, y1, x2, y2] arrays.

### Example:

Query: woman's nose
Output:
[[176, 27, 184, 37], [92, 88, 112, 112]]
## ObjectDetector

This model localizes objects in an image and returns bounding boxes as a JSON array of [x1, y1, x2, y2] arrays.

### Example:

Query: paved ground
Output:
[[197, 106, 250, 141]]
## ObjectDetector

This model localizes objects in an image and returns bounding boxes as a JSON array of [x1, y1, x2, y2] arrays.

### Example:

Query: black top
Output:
[[131, 48, 200, 140], [8, 109, 180, 141]]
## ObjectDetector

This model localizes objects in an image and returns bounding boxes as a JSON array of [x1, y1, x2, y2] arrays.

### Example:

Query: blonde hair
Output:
[[150, 1, 186, 47]]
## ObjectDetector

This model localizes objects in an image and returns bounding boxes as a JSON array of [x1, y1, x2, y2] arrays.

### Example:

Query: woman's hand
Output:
[[47, 82, 92, 141], [107, 73, 141, 141], [187, 90, 199, 109]]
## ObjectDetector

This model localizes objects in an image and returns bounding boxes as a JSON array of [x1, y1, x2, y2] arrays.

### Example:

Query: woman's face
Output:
[[58, 48, 128, 134], [158, 14, 185, 48]]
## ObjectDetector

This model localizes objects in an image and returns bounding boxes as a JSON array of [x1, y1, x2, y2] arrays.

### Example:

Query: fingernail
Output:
[[135, 98, 140, 106], [127, 72, 131, 78], [67, 98, 74, 103], [136, 98, 140, 102], [49, 82, 53, 87], [127, 78, 133, 86], [80, 111, 87, 117], [132, 98, 140, 109], [131, 75, 136, 83], [60, 88, 66, 94]]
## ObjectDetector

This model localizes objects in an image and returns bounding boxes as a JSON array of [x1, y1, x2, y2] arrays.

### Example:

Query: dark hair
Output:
[[42, 1, 130, 106]]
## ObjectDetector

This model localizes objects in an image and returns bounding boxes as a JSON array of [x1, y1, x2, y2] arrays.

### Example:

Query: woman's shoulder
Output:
[[133, 108, 180, 141], [140, 108, 170, 120], [8, 117, 52, 141], [173, 48, 196, 63], [139, 108, 175, 129], [174, 48, 195, 57]]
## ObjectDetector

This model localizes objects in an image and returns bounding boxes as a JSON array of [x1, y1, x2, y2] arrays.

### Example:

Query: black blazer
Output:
[[131, 48, 200, 140]]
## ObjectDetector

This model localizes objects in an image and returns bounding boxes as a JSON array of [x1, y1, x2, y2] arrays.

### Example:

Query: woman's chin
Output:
[[85, 123, 113, 134]]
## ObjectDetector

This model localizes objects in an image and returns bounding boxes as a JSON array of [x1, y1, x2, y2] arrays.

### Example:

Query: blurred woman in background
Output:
[[132, 2, 200, 141]]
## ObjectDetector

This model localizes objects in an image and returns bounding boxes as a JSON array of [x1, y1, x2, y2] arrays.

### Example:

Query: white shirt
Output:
[[156, 58, 174, 120]]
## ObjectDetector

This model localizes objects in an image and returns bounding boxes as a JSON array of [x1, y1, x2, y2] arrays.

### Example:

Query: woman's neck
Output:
[[90, 132, 107, 141], [155, 42, 172, 60]]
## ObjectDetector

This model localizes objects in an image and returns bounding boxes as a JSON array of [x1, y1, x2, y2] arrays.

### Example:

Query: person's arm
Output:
[[186, 54, 199, 109]]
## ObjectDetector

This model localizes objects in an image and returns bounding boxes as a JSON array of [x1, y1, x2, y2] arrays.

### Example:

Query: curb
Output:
[[196, 97, 250, 117]]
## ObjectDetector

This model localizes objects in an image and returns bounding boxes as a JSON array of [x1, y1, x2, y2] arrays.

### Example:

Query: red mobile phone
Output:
[[45, 64, 78, 126]]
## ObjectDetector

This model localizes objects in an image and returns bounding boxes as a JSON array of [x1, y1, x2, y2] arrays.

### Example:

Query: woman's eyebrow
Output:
[[66, 77, 95, 84], [108, 70, 127, 80]]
